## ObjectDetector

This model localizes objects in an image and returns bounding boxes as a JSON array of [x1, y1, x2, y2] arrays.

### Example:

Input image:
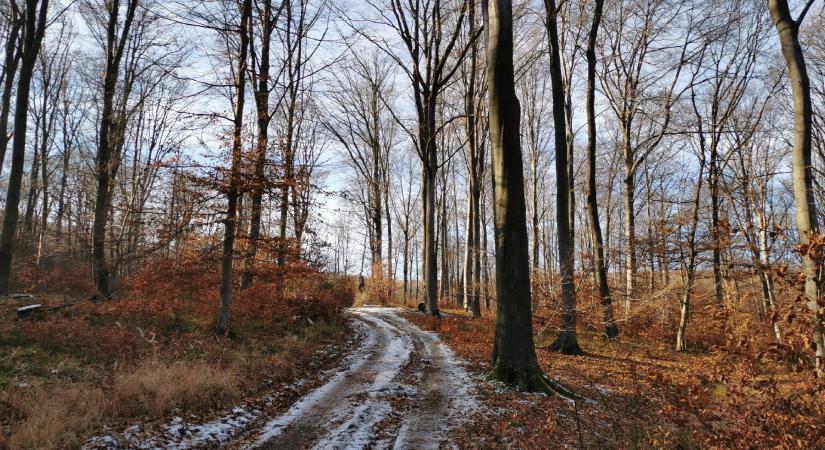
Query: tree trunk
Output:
[[421, 115, 439, 316], [215, 0, 252, 335], [91, 0, 137, 299], [585, 0, 616, 339], [676, 160, 704, 352], [487, 0, 553, 392], [546, 0, 581, 355], [481, 180, 490, 310], [241, 0, 273, 290], [0, 0, 49, 293], [623, 169, 636, 314], [768, 0, 825, 375], [709, 146, 723, 303], [0, 12, 21, 172], [531, 145, 540, 270], [438, 175, 448, 301]]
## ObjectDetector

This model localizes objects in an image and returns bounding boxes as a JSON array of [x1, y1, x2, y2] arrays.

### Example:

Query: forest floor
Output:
[[407, 304, 825, 449], [4, 279, 824, 449], [0, 269, 356, 449]]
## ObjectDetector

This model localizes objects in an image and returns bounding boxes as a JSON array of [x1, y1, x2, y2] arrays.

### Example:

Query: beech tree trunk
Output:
[[91, 0, 138, 299], [242, 0, 274, 289], [0, 0, 49, 293], [487, 0, 551, 392], [422, 117, 439, 316], [546, 0, 582, 355], [0, 11, 21, 173], [585, 0, 617, 339], [676, 158, 705, 352], [215, 0, 252, 335], [768, 0, 825, 375]]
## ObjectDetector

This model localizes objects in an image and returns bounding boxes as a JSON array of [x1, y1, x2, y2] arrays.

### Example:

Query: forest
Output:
[[0, 0, 824, 448]]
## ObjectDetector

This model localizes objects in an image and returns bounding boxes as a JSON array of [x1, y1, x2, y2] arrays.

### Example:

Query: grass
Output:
[[110, 360, 240, 417]]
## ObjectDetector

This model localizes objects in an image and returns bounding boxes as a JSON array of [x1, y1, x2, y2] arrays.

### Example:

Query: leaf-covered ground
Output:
[[406, 304, 825, 449]]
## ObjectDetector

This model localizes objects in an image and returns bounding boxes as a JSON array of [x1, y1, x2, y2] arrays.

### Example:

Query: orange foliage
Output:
[[407, 282, 825, 449]]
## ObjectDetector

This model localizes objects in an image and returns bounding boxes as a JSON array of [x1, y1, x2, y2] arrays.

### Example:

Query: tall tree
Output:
[[0, 4, 22, 172], [600, 0, 690, 310], [358, 0, 474, 316], [584, 0, 617, 339], [486, 0, 552, 392], [461, 0, 484, 317], [241, 0, 280, 289], [90, 0, 139, 299], [0, 0, 49, 293], [326, 53, 394, 279], [545, 0, 582, 355], [768, 0, 825, 376], [215, 0, 252, 335]]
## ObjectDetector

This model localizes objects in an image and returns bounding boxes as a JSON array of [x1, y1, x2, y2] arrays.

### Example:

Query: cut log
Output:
[[17, 304, 43, 319]]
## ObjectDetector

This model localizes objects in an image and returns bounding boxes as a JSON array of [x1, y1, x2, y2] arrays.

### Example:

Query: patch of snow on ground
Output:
[[248, 317, 378, 446], [84, 317, 369, 450]]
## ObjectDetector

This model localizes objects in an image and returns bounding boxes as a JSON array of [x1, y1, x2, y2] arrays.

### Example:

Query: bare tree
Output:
[[545, 0, 581, 355], [215, 0, 252, 335], [599, 0, 692, 309], [356, 0, 475, 315], [0, 0, 49, 293], [584, 0, 617, 339], [0, 3, 22, 171], [487, 0, 555, 393], [326, 52, 395, 281], [768, 0, 825, 376], [89, 0, 139, 298], [241, 0, 283, 289]]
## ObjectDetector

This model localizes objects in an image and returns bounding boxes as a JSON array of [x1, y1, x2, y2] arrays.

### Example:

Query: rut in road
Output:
[[244, 306, 478, 450]]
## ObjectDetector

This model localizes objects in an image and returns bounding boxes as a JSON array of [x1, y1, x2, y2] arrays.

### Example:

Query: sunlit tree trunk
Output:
[[768, 0, 825, 375], [585, 0, 617, 339]]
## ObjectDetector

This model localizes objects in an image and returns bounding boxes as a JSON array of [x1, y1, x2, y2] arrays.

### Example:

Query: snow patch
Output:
[[84, 317, 369, 450]]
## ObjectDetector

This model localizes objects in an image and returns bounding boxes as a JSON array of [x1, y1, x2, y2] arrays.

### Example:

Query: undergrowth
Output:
[[0, 251, 355, 449]]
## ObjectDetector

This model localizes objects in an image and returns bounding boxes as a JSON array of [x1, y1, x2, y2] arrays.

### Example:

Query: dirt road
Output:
[[85, 307, 477, 449], [243, 306, 477, 449]]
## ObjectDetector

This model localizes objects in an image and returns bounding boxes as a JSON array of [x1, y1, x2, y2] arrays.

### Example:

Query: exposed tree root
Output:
[[488, 363, 575, 398]]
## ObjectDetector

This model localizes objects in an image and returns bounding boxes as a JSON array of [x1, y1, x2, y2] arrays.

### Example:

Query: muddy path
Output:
[[85, 307, 478, 450], [240, 306, 478, 450]]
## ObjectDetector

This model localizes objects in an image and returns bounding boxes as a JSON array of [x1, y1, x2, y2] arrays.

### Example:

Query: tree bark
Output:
[[768, 0, 825, 375], [422, 117, 439, 316], [585, 0, 617, 339], [546, 0, 582, 355], [487, 0, 553, 392], [0, 11, 21, 172], [0, 0, 49, 293], [676, 159, 705, 352], [91, 0, 138, 299], [242, 0, 274, 289], [215, 0, 252, 335]]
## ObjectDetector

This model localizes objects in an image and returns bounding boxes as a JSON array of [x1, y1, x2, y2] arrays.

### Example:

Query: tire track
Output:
[[240, 306, 477, 450]]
